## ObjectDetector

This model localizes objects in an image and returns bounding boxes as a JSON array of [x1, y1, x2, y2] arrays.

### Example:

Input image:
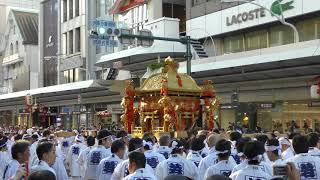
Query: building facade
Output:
[[0, 9, 39, 93], [186, 0, 320, 132]]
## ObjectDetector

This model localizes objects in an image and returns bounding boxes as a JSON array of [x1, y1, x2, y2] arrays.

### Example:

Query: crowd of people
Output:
[[0, 125, 320, 180]]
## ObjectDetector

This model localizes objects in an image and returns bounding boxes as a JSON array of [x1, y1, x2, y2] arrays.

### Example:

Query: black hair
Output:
[[143, 138, 154, 151], [170, 139, 184, 154], [31, 134, 38, 141], [36, 142, 54, 160], [288, 132, 300, 140], [206, 175, 231, 180], [11, 140, 30, 160], [97, 129, 112, 145], [292, 135, 309, 154], [128, 138, 143, 152], [111, 140, 126, 154], [116, 130, 128, 138], [128, 151, 146, 169], [190, 137, 205, 151], [196, 134, 207, 142], [28, 170, 56, 180], [159, 135, 171, 146], [230, 131, 242, 142], [213, 128, 220, 134], [14, 134, 23, 141], [42, 129, 51, 138], [86, 136, 95, 147], [215, 139, 231, 159], [307, 133, 319, 148], [255, 134, 269, 144], [236, 137, 251, 154], [142, 132, 156, 144], [164, 175, 193, 180], [244, 141, 265, 165], [266, 138, 280, 156]]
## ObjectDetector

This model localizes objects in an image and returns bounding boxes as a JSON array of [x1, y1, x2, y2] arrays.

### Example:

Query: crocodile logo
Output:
[[270, 0, 294, 16]]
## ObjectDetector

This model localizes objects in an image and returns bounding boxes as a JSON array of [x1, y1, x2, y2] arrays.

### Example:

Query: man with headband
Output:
[[85, 129, 112, 180], [279, 137, 294, 160], [155, 139, 199, 180], [111, 137, 154, 180], [230, 141, 272, 180], [204, 139, 236, 179], [143, 138, 166, 170]]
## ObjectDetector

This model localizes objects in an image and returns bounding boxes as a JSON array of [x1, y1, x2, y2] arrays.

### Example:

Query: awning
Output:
[[109, 0, 147, 14], [0, 80, 121, 111], [0, 80, 111, 101], [96, 41, 186, 68]]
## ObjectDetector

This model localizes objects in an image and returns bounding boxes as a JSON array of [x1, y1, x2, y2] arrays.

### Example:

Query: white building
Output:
[[185, 0, 320, 131], [0, 9, 39, 93]]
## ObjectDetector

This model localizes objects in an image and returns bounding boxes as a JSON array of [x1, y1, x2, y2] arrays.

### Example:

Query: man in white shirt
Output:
[[143, 138, 166, 169], [186, 137, 205, 167], [124, 151, 156, 180], [66, 135, 87, 180], [85, 129, 112, 180], [307, 132, 320, 157], [279, 137, 294, 160], [111, 138, 154, 180], [0, 137, 11, 179], [287, 134, 320, 180], [77, 136, 95, 179], [230, 141, 272, 180], [155, 139, 199, 180], [205, 139, 237, 179], [156, 135, 172, 159], [3, 140, 30, 180], [199, 133, 236, 179], [265, 138, 286, 177], [31, 141, 57, 178], [97, 140, 126, 180]]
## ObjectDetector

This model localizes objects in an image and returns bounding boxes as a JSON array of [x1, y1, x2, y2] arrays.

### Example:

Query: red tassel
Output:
[[176, 75, 182, 87]]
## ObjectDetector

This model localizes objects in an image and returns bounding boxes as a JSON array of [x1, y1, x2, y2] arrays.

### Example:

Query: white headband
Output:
[[265, 145, 281, 156], [216, 150, 229, 155], [171, 141, 183, 150], [249, 154, 263, 161]]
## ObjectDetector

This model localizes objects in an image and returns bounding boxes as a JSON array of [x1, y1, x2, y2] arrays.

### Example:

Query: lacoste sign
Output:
[[226, 0, 294, 26]]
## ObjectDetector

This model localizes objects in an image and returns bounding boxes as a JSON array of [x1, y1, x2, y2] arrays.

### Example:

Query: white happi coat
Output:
[[281, 147, 295, 160], [144, 150, 166, 169], [308, 147, 320, 158], [230, 165, 272, 180], [0, 151, 11, 179], [232, 160, 272, 175], [111, 159, 154, 180], [58, 137, 72, 160], [205, 159, 237, 179], [97, 154, 123, 180], [186, 151, 203, 167], [31, 160, 57, 178], [3, 159, 20, 180], [84, 145, 112, 179], [198, 148, 236, 180], [78, 146, 94, 178], [29, 141, 38, 167], [286, 153, 320, 180], [52, 155, 68, 180], [155, 154, 199, 180], [123, 168, 157, 180], [66, 142, 87, 177], [156, 146, 172, 159]]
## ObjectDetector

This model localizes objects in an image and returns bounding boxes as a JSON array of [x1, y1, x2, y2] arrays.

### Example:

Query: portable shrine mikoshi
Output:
[[120, 56, 219, 138]]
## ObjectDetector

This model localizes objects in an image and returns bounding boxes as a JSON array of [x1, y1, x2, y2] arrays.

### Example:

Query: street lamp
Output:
[[221, 0, 299, 43]]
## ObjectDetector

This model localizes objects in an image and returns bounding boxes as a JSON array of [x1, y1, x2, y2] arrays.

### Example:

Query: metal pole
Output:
[[186, 36, 192, 75], [57, 0, 61, 84]]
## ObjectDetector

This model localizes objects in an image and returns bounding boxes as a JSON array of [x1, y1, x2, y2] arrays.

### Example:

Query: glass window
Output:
[[269, 25, 294, 47], [69, 69, 74, 82], [69, 0, 73, 19], [317, 21, 320, 39], [64, 70, 69, 83], [297, 19, 317, 42], [245, 30, 268, 51], [224, 34, 244, 53], [10, 43, 13, 55]]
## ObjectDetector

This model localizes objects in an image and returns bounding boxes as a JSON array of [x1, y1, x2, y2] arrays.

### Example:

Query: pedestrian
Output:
[[307, 132, 320, 157], [155, 135, 172, 159], [143, 138, 166, 170], [78, 136, 95, 179], [186, 137, 205, 167]]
